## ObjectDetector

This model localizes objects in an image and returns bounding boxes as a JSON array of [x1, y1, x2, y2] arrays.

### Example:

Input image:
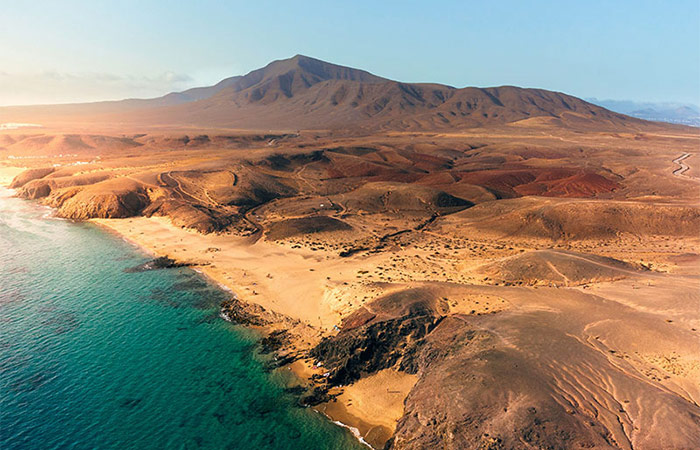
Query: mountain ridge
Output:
[[0, 55, 670, 132]]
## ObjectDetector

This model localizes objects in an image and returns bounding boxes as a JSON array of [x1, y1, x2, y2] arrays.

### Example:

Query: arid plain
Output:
[[2, 56, 699, 449]]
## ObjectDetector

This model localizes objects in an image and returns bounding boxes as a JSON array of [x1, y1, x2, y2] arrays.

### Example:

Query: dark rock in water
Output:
[[124, 256, 192, 272], [283, 385, 307, 396], [148, 288, 183, 308], [195, 313, 220, 325], [9, 371, 50, 393], [172, 278, 209, 292], [263, 352, 299, 372], [299, 386, 337, 407], [41, 310, 81, 335], [259, 330, 290, 354], [219, 298, 270, 326], [118, 398, 142, 409], [212, 411, 226, 425]]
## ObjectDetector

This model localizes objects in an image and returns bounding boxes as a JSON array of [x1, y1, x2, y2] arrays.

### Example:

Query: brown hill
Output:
[[434, 197, 700, 241], [0, 55, 659, 132], [265, 216, 354, 241], [475, 249, 643, 286]]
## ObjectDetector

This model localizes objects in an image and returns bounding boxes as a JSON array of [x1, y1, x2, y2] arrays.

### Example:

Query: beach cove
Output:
[[0, 181, 366, 450]]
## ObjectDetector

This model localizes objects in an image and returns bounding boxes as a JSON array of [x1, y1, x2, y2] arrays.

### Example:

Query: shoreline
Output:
[[92, 216, 407, 450], [0, 164, 403, 450]]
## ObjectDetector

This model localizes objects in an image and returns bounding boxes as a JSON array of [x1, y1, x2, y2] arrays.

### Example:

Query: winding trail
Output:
[[672, 153, 696, 179]]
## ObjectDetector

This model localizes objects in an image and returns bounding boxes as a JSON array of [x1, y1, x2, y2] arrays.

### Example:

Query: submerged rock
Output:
[[298, 386, 337, 407], [124, 256, 191, 272]]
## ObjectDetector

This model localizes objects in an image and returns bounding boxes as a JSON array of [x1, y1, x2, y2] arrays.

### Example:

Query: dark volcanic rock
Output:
[[259, 330, 291, 354], [298, 386, 337, 407], [310, 313, 437, 385], [219, 297, 271, 327], [309, 288, 444, 385], [124, 256, 191, 272]]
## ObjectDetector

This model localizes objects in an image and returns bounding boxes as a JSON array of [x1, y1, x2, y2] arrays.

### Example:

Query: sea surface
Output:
[[0, 187, 364, 450]]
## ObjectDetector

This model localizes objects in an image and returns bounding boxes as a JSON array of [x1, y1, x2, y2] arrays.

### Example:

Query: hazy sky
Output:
[[1, 0, 698, 106]]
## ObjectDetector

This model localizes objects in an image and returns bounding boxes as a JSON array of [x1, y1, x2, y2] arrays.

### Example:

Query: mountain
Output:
[[119, 75, 244, 108], [588, 98, 700, 127], [0, 55, 662, 131]]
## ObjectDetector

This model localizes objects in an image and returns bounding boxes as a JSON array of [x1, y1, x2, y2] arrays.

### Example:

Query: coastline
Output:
[[0, 181, 371, 450], [0, 165, 408, 450], [90, 216, 412, 450]]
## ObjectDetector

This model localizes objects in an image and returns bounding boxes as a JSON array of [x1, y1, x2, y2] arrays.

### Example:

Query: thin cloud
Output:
[[0, 71, 195, 106]]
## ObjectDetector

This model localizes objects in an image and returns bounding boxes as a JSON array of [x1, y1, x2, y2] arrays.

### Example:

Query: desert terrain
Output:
[[1, 56, 699, 449]]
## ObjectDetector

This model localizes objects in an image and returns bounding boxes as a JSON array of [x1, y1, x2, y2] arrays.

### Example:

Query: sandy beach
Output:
[[2, 8, 700, 444], [83, 210, 700, 450], [0, 166, 419, 447], [91, 215, 422, 447]]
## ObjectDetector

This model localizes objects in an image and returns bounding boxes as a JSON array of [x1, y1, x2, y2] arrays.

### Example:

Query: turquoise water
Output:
[[0, 187, 363, 450]]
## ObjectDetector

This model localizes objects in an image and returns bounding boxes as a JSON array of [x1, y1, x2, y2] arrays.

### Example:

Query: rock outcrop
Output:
[[53, 178, 149, 219], [310, 288, 445, 385], [9, 167, 55, 189]]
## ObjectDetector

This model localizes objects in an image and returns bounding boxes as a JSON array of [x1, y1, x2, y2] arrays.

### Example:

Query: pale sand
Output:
[[328, 369, 418, 430], [289, 360, 418, 450], [95, 216, 365, 330], [320, 369, 418, 449], [290, 360, 418, 448]]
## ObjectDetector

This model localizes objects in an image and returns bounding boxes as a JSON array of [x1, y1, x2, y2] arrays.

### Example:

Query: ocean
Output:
[[0, 186, 363, 450]]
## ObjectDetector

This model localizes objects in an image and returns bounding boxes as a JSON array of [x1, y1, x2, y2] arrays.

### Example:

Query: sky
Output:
[[1, 0, 698, 106]]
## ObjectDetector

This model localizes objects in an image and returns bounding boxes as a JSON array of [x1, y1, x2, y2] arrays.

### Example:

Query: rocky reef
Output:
[[123, 257, 194, 273]]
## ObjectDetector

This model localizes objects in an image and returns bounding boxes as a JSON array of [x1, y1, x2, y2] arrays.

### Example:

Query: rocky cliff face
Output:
[[141, 198, 243, 234], [56, 189, 148, 219], [9, 167, 55, 189], [17, 172, 113, 200], [11, 168, 150, 219], [310, 302, 441, 385]]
